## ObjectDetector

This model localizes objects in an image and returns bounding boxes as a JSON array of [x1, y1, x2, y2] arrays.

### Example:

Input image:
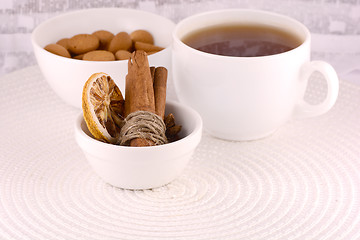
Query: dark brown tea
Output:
[[182, 24, 302, 57]]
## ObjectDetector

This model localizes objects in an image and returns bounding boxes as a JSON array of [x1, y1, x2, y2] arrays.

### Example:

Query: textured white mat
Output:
[[0, 66, 359, 240]]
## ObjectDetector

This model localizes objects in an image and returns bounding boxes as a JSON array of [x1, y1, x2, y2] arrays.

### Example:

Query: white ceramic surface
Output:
[[32, 8, 175, 108], [172, 9, 339, 141], [74, 100, 203, 190]]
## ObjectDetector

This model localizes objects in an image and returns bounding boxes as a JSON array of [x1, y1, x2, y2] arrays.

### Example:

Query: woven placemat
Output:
[[0, 66, 359, 240]]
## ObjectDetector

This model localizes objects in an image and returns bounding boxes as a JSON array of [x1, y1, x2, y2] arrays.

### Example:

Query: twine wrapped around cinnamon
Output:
[[119, 110, 167, 146]]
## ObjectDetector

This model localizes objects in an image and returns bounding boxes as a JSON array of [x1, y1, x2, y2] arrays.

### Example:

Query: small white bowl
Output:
[[31, 8, 175, 108], [74, 100, 203, 190]]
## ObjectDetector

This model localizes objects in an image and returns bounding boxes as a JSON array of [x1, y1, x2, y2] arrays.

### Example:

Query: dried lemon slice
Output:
[[82, 72, 124, 143]]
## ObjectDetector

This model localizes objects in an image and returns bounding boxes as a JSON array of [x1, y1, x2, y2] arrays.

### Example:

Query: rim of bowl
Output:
[[74, 100, 203, 151], [31, 7, 175, 63]]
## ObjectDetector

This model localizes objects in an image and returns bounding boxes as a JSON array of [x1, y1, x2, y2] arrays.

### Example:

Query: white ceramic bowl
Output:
[[32, 8, 175, 108], [74, 100, 203, 190]]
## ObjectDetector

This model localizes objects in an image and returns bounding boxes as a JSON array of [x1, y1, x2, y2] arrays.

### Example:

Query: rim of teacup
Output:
[[173, 8, 311, 60]]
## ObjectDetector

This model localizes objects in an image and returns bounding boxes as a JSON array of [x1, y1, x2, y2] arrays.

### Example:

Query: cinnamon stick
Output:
[[125, 50, 156, 147], [153, 67, 168, 120], [150, 66, 155, 83], [124, 74, 132, 118]]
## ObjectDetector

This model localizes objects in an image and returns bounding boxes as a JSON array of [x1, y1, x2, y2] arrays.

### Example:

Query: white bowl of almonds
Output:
[[74, 51, 202, 190], [31, 8, 175, 108]]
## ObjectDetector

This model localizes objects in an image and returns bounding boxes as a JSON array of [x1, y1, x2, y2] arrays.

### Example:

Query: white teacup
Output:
[[172, 9, 339, 141]]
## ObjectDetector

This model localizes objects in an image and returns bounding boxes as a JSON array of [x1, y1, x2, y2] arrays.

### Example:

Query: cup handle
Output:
[[293, 61, 339, 119]]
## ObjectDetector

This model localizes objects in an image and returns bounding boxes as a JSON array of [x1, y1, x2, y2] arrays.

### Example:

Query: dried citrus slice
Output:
[[82, 72, 124, 143]]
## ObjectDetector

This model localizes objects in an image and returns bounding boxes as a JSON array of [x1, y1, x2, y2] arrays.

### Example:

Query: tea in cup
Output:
[[172, 9, 339, 141]]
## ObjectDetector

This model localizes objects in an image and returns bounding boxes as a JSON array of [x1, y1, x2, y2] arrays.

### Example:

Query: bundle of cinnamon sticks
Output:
[[123, 50, 181, 147]]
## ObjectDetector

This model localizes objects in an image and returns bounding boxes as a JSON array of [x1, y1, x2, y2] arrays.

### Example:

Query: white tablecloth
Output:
[[0, 66, 359, 239]]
